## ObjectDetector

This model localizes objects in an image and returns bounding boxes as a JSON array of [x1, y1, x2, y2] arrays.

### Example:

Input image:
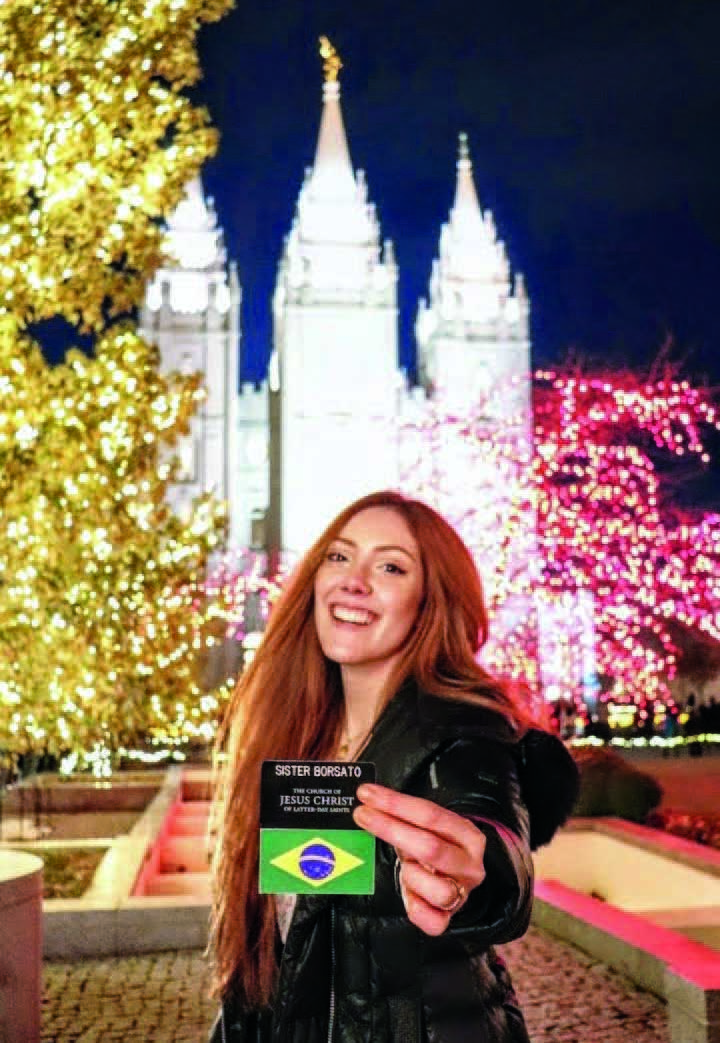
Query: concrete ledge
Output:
[[3, 773, 163, 813], [568, 816, 720, 879], [667, 968, 720, 1043], [43, 896, 210, 959], [130, 768, 203, 897], [649, 906, 720, 950], [181, 770, 213, 802], [143, 871, 212, 898], [42, 766, 209, 959], [158, 834, 211, 873], [534, 819, 720, 919]]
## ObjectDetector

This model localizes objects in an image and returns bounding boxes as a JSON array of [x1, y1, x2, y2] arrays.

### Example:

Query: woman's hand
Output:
[[353, 782, 487, 936]]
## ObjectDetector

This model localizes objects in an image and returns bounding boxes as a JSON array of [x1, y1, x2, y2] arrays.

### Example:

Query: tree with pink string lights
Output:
[[534, 365, 720, 707], [400, 363, 720, 710]]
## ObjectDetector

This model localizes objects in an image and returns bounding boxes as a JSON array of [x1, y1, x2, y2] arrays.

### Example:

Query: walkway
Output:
[[42, 926, 669, 1043]]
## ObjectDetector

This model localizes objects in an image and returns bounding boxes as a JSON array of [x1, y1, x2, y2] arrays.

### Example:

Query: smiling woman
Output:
[[314, 507, 425, 749], [209, 490, 579, 1043]]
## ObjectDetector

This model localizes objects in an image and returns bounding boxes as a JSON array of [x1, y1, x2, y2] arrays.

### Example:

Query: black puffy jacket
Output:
[[212, 682, 578, 1043]]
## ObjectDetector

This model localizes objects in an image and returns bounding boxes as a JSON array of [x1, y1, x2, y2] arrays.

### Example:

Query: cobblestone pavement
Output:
[[43, 948, 216, 1043], [42, 927, 669, 1043], [501, 929, 669, 1043]]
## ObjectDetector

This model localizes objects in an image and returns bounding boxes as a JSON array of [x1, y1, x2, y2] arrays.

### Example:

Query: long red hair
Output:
[[210, 490, 529, 1006]]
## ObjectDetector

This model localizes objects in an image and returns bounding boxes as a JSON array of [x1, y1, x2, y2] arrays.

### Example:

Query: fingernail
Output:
[[356, 784, 377, 801]]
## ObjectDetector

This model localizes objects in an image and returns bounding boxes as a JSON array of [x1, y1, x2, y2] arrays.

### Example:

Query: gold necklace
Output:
[[337, 724, 370, 759]]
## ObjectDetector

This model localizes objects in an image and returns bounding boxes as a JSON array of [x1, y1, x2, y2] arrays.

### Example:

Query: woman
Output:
[[210, 490, 578, 1042]]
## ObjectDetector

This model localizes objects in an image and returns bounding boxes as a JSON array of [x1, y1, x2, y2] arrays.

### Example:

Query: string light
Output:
[[399, 366, 720, 706], [203, 549, 284, 645], [533, 367, 719, 704]]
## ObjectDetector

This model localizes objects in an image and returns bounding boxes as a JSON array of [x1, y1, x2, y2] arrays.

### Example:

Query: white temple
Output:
[[140, 42, 596, 699], [141, 58, 530, 554]]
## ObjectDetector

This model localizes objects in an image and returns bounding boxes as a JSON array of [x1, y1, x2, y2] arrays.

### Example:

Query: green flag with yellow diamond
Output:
[[260, 828, 375, 894]]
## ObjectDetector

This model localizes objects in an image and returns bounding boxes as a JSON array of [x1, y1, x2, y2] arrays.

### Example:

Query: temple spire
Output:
[[416, 131, 528, 385], [310, 37, 355, 199], [163, 176, 224, 271], [452, 132, 483, 227]]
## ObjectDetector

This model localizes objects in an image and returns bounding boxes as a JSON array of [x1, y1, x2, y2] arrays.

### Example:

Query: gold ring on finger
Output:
[[438, 876, 466, 914]]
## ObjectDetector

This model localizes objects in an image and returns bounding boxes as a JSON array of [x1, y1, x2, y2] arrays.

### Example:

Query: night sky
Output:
[[191, 0, 720, 391]]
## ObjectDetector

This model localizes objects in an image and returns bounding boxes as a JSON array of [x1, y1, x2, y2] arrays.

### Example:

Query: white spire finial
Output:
[[453, 131, 482, 221]]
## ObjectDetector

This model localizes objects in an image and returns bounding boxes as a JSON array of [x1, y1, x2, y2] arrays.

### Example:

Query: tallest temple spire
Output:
[[278, 36, 392, 274], [271, 37, 400, 554], [309, 37, 355, 200]]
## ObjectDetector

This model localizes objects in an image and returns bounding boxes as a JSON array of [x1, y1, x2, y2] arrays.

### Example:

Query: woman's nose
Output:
[[341, 568, 371, 595]]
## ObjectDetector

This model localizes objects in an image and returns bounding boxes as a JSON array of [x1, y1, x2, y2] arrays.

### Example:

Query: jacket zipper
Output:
[[327, 903, 336, 1042]]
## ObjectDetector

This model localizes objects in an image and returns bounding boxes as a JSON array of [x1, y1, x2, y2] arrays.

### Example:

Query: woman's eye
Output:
[[327, 550, 347, 563], [381, 562, 406, 575]]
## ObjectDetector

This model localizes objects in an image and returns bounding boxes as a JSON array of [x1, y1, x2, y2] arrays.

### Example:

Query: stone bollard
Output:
[[0, 850, 43, 1043]]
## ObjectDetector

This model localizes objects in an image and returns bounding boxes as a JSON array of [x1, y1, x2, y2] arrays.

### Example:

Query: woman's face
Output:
[[313, 506, 424, 675]]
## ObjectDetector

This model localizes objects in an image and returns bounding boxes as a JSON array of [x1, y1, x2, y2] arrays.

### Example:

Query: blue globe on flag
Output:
[[299, 842, 335, 881]]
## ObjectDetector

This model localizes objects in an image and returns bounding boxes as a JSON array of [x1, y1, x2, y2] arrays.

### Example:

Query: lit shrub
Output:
[[571, 746, 662, 823]]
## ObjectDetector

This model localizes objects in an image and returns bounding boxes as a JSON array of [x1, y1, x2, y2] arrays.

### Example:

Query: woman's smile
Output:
[[330, 604, 376, 626]]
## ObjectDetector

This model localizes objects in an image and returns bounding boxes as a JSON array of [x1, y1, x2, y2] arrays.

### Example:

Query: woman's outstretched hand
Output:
[[353, 782, 487, 936]]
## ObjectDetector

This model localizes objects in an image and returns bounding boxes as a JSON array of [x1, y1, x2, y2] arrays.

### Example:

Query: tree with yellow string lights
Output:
[[0, 0, 232, 765], [0, 0, 230, 330]]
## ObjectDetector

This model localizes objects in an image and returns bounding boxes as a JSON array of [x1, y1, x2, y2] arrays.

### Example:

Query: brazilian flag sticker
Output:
[[260, 829, 375, 894]]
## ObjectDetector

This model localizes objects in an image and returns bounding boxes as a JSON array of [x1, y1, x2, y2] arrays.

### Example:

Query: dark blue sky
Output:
[[191, 0, 720, 389]]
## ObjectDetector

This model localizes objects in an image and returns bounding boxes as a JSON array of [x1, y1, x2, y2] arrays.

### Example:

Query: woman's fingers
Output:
[[356, 784, 485, 857], [400, 882, 452, 936], [356, 784, 472, 841], [354, 802, 462, 875], [353, 791, 486, 884], [399, 858, 466, 913]]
